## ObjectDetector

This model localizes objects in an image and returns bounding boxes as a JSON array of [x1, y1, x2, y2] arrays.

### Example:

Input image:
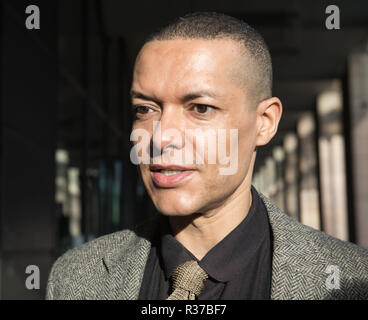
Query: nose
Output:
[[152, 106, 184, 158]]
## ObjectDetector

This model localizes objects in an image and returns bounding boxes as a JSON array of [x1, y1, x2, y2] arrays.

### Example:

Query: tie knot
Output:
[[169, 260, 208, 297]]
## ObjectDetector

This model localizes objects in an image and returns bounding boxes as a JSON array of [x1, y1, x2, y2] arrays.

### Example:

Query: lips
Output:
[[150, 165, 195, 188]]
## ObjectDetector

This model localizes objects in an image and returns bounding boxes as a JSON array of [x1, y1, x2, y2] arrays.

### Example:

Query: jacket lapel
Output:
[[100, 195, 329, 300], [260, 194, 330, 299], [101, 217, 160, 300], [260, 194, 296, 299]]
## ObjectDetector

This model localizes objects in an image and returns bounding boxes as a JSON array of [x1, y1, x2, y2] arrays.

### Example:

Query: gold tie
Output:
[[166, 260, 208, 300]]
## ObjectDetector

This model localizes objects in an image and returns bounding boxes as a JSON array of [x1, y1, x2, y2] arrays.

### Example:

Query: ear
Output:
[[255, 97, 283, 147]]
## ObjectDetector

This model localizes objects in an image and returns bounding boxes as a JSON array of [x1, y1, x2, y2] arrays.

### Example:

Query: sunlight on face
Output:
[[131, 38, 258, 216]]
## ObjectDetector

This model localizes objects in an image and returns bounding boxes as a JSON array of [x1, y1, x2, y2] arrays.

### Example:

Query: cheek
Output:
[[238, 114, 258, 149], [213, 114, 256, 176]]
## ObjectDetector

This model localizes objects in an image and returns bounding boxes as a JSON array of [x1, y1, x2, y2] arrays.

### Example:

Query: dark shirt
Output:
[[139, 186, 273, 300]]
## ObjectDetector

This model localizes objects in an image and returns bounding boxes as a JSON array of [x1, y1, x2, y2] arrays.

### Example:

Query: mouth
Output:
[[149, 165, 195, 188]]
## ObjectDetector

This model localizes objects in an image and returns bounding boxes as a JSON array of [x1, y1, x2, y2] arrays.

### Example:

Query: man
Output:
[[46, 12, 368, 300]]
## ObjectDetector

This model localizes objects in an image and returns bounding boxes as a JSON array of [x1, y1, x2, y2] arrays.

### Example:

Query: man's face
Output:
[[131, 38, 259, 216]]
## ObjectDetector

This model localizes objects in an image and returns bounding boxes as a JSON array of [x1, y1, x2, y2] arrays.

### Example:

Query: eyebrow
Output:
[[130, 90, 160, 104], [130, 90, 219, 103], [181, 91, 219, 102]]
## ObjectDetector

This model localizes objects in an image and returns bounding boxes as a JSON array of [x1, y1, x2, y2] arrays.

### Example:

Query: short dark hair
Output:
[[145, 12, 272, 102]]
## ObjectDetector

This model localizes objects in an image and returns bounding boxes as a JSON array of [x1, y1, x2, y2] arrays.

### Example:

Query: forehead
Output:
[[132, 38, 245, 98]]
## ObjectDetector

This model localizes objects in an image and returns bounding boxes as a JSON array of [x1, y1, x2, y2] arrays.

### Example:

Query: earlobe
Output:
[[255, 97, 282, 147]]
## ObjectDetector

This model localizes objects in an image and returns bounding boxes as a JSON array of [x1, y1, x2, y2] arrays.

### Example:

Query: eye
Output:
[[134, 105, 153, 114], [132, 105, 155, 119], [192, 104, 214, 115]]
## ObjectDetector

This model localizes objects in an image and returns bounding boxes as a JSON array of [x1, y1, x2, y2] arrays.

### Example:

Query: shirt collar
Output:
[[159, 218, 197, 280], [159, 186, 270, 282]]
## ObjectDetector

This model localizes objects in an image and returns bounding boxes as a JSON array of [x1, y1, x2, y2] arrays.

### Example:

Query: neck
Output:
[[168, 181, 253, 260]]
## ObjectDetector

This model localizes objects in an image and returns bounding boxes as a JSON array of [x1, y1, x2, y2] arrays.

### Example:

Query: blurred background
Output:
[[0, 0, 367, 299]]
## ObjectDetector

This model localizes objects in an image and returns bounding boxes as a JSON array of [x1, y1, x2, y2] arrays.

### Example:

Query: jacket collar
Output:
[[259, 193, 332, 300], [101, 217, 161, 299], [102, 194, 330, 300]]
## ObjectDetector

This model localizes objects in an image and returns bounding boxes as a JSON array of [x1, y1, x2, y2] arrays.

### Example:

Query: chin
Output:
[[153, 196, 200, 217], [146, 185, 196, 215], [155, 204, 197, 217]]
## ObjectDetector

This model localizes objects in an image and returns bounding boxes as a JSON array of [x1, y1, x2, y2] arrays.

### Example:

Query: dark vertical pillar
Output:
[[314, 102, 324, 233], [80, 0, 88, 240], [0, 0, 57, 299], [348, 51, 368, 248], [118, 39, 139, 229], [342, 67, 356, 244]]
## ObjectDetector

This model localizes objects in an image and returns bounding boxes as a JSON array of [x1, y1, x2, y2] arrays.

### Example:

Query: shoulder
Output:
[[260, 192, 368, 260], [290, 219, 368, 298], [50, 229, 134, 272], [260, 193, 368, 299], [45, 230, 134, 299], [46, 216, 160, 299]]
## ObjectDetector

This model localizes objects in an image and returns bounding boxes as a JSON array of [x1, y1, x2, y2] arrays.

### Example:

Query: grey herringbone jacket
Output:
[[46, 195, 368, 300]]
